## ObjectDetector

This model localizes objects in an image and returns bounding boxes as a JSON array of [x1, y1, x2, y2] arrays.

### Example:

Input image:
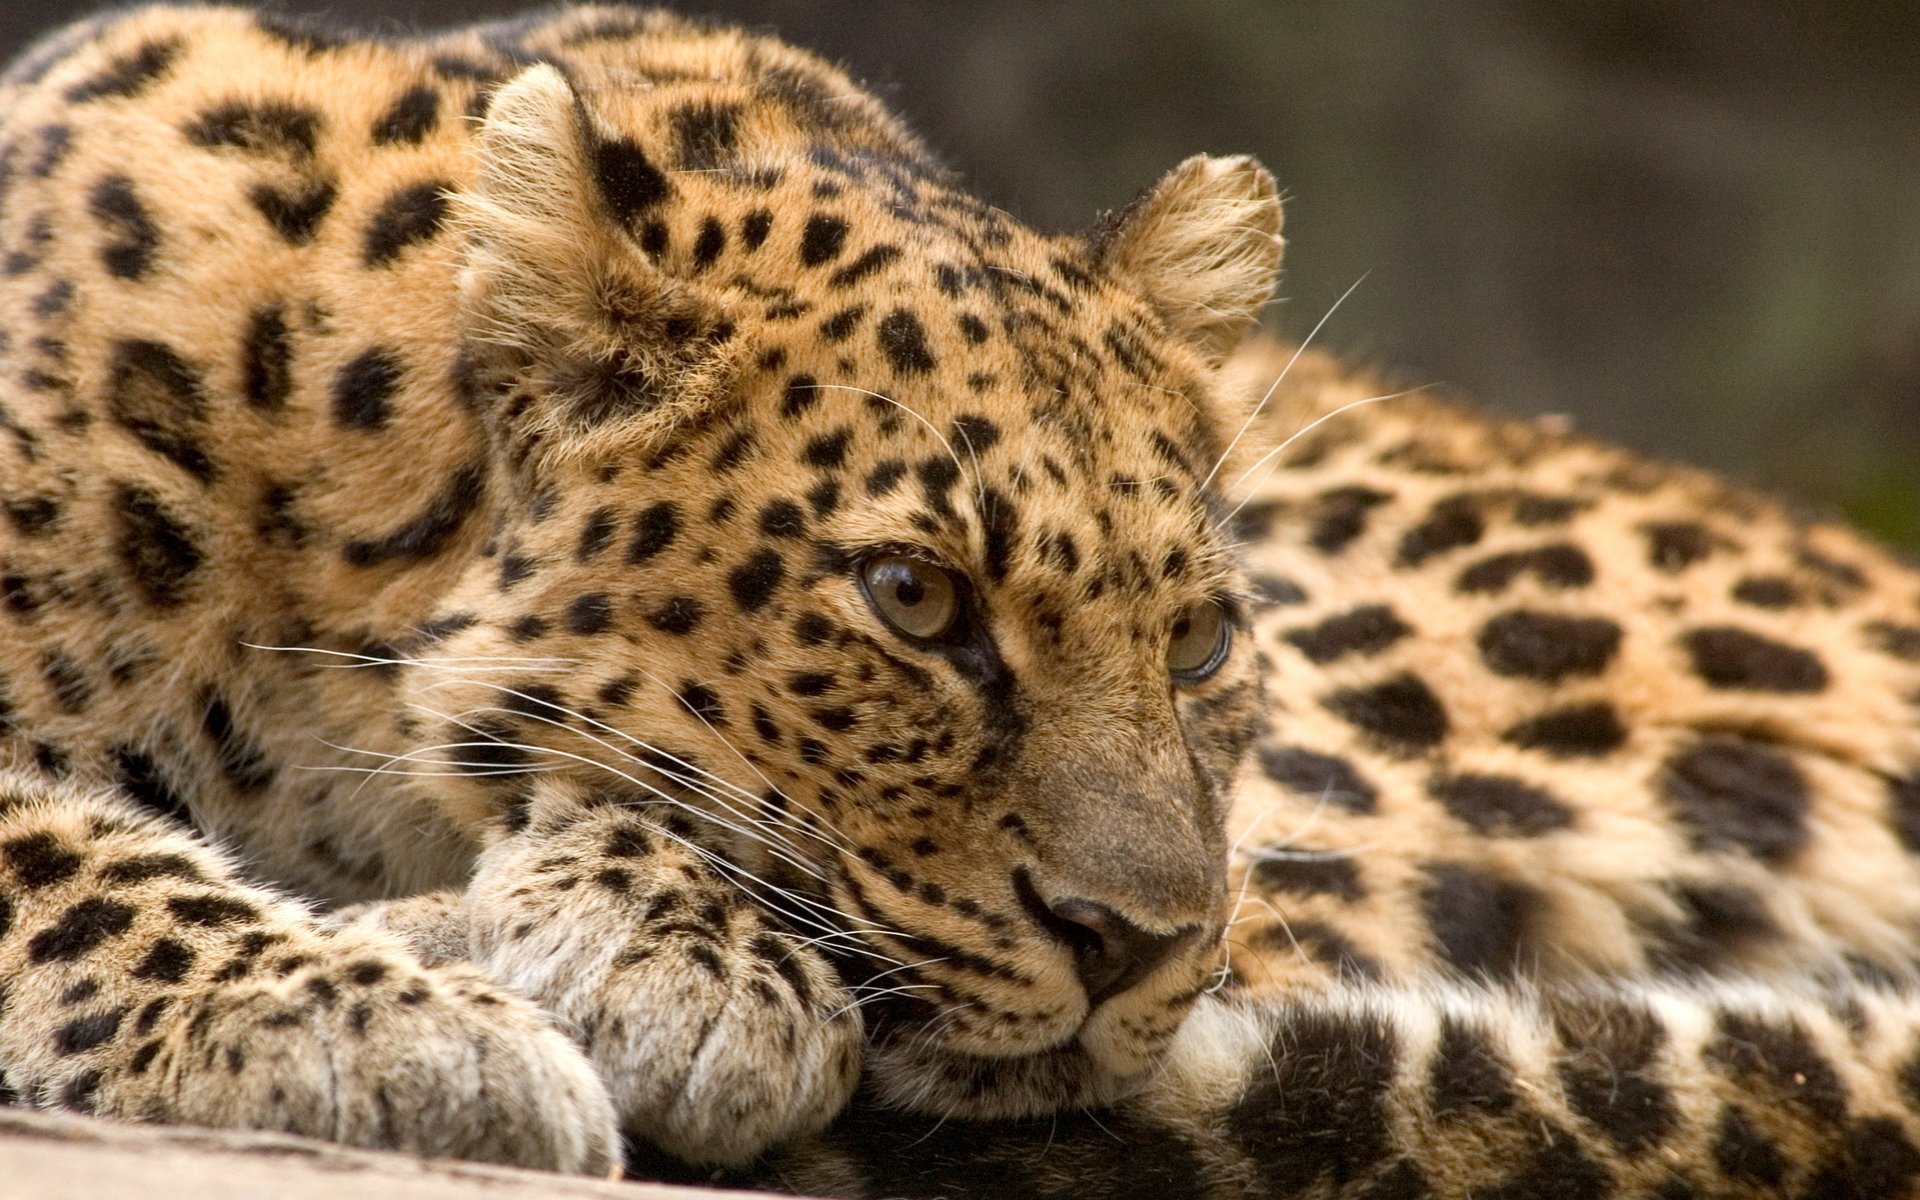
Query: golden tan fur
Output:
[[4, 7, 1920, 1197], [0, 1, 1276, 1172]]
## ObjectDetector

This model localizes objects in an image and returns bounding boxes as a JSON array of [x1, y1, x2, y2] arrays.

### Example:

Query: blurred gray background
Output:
[[8, 2, 1918, 548]]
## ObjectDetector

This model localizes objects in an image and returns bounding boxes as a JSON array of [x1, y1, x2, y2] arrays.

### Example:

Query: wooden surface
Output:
[[0, 1108, 783, 1200]]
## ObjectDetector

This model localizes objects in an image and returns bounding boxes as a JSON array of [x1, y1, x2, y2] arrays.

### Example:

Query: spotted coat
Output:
[[2, 6, 1920, 1198]]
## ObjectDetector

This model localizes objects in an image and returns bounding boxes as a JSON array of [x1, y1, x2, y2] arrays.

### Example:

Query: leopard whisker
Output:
[[299, 738, 567, 806], [593, 664, 855, 850], [241, 641, 579, 671], [843, 953, 949, 994], [504, 664, 854, 860], [432, 705, 831, 885], [1253, 781, 1336, 850], [1227, 892, 1319, 975], [1220, 387, 1420, 524], [455, 669, 860, 856], [410, 713, 911, 960], [831, 981, 946, 1022], [902, 1102, 960, 1151], [295, 761, 559, 779], [772, 928, 924, 963], [1211, 895, 1248, 995], [1227, 893, 1295, 928], [454, 720, 838, 905], [1231, 782, 1374, 869], [428, 677, 845, 858], [337, 703, 815, 887], [1209, 812, 1286, 995], [1243, 843, 1373, 862], [397, 676, 871, 945], [1071, 1103, 1123, 1145], [1217, 780, 1352, 965], [1200, 271, 1368, 492], [413, 720, 909, 965], [799, 381, 974, 499], [1139, 993, 1281, 1091]]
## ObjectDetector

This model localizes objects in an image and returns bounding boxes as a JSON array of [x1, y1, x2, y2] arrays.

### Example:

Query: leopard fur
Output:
[[3, 6, 1920, 1198], [751, 342, 1920, 1198]]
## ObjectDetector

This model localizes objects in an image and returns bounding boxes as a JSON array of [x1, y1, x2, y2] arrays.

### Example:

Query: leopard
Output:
[[4, 6, 1920, 1199], [753, 341, 1920, 1198]]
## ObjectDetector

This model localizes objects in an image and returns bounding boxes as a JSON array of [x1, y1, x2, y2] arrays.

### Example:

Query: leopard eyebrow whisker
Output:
[[800, 381, 978, 503], [1200, 271, 1368, 493], [1218, 387, 1420, 525]]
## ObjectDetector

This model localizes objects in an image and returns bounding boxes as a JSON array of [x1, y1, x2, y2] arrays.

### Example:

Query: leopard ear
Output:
[[1091, 155, 1284, 367], [452, 64, 742, 470]]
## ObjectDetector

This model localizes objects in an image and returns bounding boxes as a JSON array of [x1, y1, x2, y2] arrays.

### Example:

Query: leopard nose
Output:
[[1048, 899, 1198, 1005], [1053, 899, 1195, 1003], [1017, 873, 1198, 1005]]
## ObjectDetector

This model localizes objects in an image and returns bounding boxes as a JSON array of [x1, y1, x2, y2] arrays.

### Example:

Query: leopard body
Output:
[[2, 7, 1920, 1197]]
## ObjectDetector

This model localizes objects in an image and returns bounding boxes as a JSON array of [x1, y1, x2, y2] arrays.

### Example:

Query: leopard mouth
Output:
[[809, 851, 1220, 1115], [822, 922, 1216, 1118]]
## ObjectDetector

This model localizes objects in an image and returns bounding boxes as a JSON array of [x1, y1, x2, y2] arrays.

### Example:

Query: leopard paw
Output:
[[93, 937, 619, 1174], [470, 808, 862, 1165]]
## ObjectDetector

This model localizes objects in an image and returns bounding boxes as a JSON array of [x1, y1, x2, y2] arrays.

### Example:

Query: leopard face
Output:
[[0, 2, 1280, 1125], [399, 62, 1283, 1115]]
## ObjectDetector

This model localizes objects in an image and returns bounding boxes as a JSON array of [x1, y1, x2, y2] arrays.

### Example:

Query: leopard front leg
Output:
[[467, 793, 862, 1167], [0, 771, 617, 1173]]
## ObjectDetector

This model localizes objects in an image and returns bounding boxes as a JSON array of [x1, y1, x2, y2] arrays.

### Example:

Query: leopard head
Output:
[[421, 59, 1282, 1118]]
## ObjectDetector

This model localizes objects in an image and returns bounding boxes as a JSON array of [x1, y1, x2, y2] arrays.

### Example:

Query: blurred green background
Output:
[[8, 1, 1917, 549]]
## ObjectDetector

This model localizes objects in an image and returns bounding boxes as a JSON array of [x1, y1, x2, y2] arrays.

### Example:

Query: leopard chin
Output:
[[845, 931, 1219, 1118]]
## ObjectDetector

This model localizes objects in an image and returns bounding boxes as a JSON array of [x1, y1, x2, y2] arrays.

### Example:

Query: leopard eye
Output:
[[860, 555, 962, 641], [1168, 601, 1230, 682]]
